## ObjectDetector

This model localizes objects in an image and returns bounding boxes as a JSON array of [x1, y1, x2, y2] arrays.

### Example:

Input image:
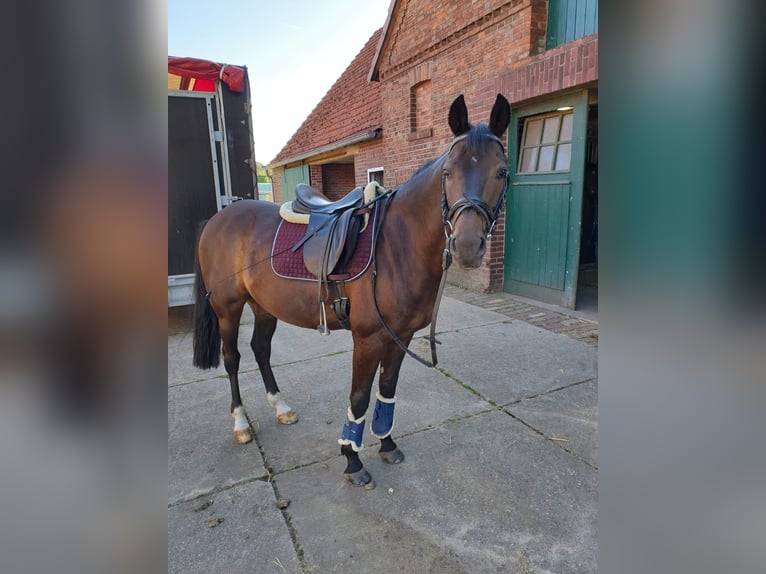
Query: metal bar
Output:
[[167, 89, 215, 99], [205, 98, 223, 211], [215, 81, 233, 202]]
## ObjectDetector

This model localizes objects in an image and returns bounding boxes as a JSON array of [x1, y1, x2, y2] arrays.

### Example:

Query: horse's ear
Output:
[[489, 94, 511, 138], [448, 95, 470, 136]]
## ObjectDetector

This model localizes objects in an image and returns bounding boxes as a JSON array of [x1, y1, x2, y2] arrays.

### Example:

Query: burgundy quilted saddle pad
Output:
[[270, 205, 377, 281]]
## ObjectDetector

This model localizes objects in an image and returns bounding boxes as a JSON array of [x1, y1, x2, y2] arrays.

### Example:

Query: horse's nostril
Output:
[[479, 237, 486, 252]]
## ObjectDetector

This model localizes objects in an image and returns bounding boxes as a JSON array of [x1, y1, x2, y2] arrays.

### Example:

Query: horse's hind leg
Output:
[[249, 306, 298, 425], [218, 304, 253, 444]]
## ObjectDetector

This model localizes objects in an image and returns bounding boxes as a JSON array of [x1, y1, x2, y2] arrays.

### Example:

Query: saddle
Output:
[[290, 183, 366, 280], [281, 182, 384, 334]]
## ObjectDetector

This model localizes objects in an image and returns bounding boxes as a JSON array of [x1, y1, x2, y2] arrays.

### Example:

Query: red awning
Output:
[[168, 56, 246, 93]]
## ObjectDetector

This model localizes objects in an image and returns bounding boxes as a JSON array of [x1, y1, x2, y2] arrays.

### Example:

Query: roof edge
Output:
[[267, 128, 382, 169], [368, 0, 399, 82]]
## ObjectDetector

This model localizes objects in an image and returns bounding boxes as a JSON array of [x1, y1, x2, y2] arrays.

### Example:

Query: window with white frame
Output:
[[517, 111, 574, 174], [367, 167, 384, 186]]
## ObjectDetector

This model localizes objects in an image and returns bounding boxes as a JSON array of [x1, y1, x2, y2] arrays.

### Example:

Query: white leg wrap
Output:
[[266, 392, 293, 416], [232, 406, 250, 431]]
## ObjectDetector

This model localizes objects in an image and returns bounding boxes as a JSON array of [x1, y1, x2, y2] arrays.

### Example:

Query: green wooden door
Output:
[[281, 164, 310, 202], [503, 91, 588, 308]]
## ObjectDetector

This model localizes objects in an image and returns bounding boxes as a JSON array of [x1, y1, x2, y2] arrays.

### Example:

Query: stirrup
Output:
[[317, 300, 330, 336]]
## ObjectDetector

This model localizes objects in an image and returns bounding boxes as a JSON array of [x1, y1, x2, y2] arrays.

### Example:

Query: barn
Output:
[[268, 0, 598, 309]]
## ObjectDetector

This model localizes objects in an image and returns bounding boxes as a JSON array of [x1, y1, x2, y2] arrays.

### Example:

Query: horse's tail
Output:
[[192, 221, 221, 369]]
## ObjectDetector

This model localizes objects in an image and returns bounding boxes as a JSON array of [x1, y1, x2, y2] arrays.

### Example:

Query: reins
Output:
[[370, 189, 446, 368], [371, 132, 508, 368], [370, 186, 448, 368]]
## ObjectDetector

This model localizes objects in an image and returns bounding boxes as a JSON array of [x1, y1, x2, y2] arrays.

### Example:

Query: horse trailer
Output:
[[168, 56, 259, 306]]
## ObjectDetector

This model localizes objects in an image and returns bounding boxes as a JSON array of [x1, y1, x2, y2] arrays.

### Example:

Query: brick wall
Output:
[[272, 168, 283, 203], [374, 0, 597, 292], [271, 1, 597, 293], [495, 33, 598, 105], [374, 0, 536, 292], [321, 164, 356, 200], [309, 165, 322, 193], [354, 140, 386, 188], [271, 138, 386, 205], [377, 1, 538, 186]]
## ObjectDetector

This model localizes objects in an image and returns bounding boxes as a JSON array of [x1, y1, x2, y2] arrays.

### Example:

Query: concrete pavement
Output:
[[168, 293, 598, 573]]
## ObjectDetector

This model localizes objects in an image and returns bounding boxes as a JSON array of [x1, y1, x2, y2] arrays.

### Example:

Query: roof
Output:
[[269, 29, 383, 166]]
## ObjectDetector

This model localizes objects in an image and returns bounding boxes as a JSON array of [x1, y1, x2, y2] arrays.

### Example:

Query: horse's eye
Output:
[[442, 170, 451, 178], [497, 168, 508, 179]]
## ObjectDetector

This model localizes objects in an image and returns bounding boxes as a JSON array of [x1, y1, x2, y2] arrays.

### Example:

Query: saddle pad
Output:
[[271, 205, 377, 281]]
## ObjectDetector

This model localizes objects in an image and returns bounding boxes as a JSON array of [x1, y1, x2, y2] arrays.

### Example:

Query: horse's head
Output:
[[442, 94, 511, 269]]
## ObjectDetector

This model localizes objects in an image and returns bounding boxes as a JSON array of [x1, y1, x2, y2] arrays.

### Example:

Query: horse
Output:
[[192, 93, 511, 488]]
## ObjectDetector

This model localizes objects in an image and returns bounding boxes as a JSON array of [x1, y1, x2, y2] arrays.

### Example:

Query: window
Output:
[[367, 167, 384, 186], [546, 0, 598, 49], [517, 111, 574, 174]]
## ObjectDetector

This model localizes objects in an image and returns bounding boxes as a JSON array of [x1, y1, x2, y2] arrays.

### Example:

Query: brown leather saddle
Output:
[[289, 183, 370, 334], [290, 183, 367, 279]]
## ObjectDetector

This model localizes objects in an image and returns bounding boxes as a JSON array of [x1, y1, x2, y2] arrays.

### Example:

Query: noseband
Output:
[[441, 133, 510, 241]]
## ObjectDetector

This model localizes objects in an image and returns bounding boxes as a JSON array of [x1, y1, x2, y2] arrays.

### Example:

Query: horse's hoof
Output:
[[379, 448, 405, 464], [344, 468, 375, 490], [277, 410, 299, 425], [234, 428, 253, 444]]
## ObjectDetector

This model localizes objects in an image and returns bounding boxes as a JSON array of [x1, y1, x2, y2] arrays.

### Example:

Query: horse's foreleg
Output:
[[250, 311, 298, 425], [373, 342, 408, 464], [219, 313, 252, 444], [339, 339, 381, 489]]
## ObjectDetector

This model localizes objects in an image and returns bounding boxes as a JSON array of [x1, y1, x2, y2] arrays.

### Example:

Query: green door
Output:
[[281, 164, 310, 202], [503, 91, 588, 308]]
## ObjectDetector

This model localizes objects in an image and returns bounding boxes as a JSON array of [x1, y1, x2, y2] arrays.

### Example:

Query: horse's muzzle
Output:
[[450, 232, 487, 269]]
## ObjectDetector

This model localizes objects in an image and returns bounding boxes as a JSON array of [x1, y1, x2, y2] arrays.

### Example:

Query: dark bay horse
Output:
[[193, 94, 510, 488]]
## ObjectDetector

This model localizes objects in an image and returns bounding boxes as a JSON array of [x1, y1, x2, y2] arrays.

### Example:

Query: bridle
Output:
[[371, 130, 510, 368], [440, 132, 510, 248]]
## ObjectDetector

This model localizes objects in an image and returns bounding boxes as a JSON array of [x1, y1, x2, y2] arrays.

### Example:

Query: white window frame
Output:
[[367, 167, 384, 185]]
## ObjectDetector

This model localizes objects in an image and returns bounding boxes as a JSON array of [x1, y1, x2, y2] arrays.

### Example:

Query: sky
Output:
[[168, 0, 392, 164]]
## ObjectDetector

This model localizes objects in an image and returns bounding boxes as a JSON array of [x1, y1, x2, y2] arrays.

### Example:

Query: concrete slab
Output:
[[168, 479, 300, 574], [505, 379, 598, 468], [168, 332, 224, 386], [168, 317, 355, 388], [169, 292, 598, 574], [246, 351, 492, 474], [169, 376, 267, 504], [435, 321, 597, 405], [168, 295, 500, 388], [276, 409, 597, 574], [415, 295, 508, 335]]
